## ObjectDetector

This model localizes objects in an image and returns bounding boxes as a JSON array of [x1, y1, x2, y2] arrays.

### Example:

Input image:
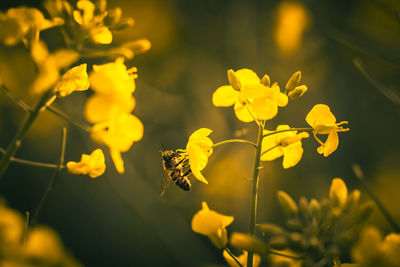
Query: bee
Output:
[[160, 147, 192, 196]]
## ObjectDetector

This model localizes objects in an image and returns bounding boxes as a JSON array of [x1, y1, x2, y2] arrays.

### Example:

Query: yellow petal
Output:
[[54, 64, 90, 97], [329, 178, 348, 208], [212, 85, 239, 107], [240, 83, 265, 99], [234, 101, 254, 123], [282, 142, 303, 168], [306, 104, 337, 133], [235, 69, 260, 84], [188, 128, 213, 157], [251, 97, 278, 120], [188, 144, 208, 184], [91, 26, 112, 44]]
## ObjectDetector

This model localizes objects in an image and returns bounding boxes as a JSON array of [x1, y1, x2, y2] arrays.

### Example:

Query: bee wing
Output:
[[160, 171, 171, 197]]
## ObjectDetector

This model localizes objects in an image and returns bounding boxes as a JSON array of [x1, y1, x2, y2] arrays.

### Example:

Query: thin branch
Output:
[[263, 127, 313, 138], [0, 147, 63, 169], [31, 128, 67, 225], [213, 139, 257, 149], [224, 247, 244, 267]]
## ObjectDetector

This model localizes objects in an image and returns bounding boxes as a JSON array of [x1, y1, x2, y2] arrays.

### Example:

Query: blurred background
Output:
[[0, 0, 400, 266]]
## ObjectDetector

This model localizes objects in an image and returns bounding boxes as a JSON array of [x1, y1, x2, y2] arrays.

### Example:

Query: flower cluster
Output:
[[0, 201, 81, 266], [85, 58, 143, 174]]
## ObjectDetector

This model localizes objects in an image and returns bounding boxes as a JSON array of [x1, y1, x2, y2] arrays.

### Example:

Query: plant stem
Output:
[[23, 211, 30, 245], [0, 89, 55, 182], [213, 139, 257, 149], [0, 146, 64, 168], [268, 249, 303, 260], [31, 128, 67, 225], [247, 122, 264, 267], [224, 247, 244, 267], [262, 127, 313, 138]]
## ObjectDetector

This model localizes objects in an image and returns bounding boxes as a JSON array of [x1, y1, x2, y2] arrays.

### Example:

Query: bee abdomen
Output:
[[176, 177, 191, 191]]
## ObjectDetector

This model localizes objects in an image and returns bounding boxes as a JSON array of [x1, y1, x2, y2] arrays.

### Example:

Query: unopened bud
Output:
[[354, 201, 374, 224], [352, 163, 364, 179], [113, 17, 135, 30], [269, 236, 288, 250], [104, 7, 122, 26], [285, 219, 302, 231], [230, 232, 268, 255], [343, 189, 361, 213], [288, 85, 307, 100], [277, 191, 298, 217], [125, 39, 151, 55], [227, 69, 241, 90], [286, 71, 301, 92], [257, 224, 284, 236], [329, 178, 348, 208], [261, 74, 271, 87], [309, 199, 321, 217]]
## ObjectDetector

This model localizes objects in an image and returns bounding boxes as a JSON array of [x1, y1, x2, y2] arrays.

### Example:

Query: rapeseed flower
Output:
[[212, 69, 288, 123], [0, 7, 62, 46], [306, 104, 349, 157], [178, 128, 213, 184], [261, 125, 309, 168], [66, 149, 106, 178], [54, 64, 90, 97], [329, 177, 361, 215], [73, 0, 112, 44], [191, 201, 234, 249], [91, 113, 143, 174]]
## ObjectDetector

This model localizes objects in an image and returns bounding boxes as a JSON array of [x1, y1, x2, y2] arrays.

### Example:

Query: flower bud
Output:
[[227, 69, 241, 90], [329, 178, 348, 209], [113, 17, 134, 30], [260, 74, 271, 87], [104, 7, 122, 26], [230, 232, 268, 255], [257, 224, 285, 236], [353, 201, 374, 224], [286, 71, 301, 92], [288, 85, 307, 100], [124, 39, 151, 55], [277, 191, 298, 216]]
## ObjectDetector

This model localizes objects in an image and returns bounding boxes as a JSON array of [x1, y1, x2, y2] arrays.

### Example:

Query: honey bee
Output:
[[160, 148, 192, 196]]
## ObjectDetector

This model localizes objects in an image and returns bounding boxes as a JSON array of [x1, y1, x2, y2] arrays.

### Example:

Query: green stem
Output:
[[23, 211, 30, 245], [0, 85, 31, 112], [263, 127, 313, 138], [247, 123, 264, 267], [31, 128, 67, 225], [0, 146, 64, 168], [0, 89, 55, 182], [224, 247, 244, 267], [213, 139, 257, 149]]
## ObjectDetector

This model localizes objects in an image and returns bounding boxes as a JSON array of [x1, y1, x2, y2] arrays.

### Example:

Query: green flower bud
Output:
[[261, 74, 271, 87], [277, 191, 298, 217], [227, 69, 241, 90], [230, 232, 268, 255], [353, 201, 374, 224], [289, 232, 308, 249], [269, 235, 288, 250], [104, 7, 122, 26], [343, 190, 361, 213], [285, 71, 301, 92], [285, 219, 302, 231], [288, 85, 307, 100], [309, 198, 321, 217], [113, 17, 135, 31], [257, 224, 285, 236]]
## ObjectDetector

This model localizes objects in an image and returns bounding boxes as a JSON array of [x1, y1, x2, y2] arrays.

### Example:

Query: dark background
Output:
[[1, 0, 400, 266]]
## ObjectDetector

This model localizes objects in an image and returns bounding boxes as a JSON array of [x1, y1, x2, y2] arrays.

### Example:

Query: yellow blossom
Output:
[[66, 149, 106, 178], [212, 69, 288, 123], [54, 64, 90, 97], [223, 250, 261, 267], [191, 201, 234, 249], [261, 125, 309, 168], [0, 202, 24, 246], [352, 227, 400, 267], [73, 0, 112, 44], [0, 7, 62, 46], [306, 104, 349, 157], [30, 41, 79, 94], [91, 113, 143, 174], [180, 128, 213, 184]]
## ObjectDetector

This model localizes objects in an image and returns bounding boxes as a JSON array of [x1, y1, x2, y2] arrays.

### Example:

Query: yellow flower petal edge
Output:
[[191, 201, 234, 249], [66, 149, 106, 178]]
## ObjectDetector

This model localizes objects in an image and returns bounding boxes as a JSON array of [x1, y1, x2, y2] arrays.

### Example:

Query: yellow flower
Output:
[[73, 0, 112, 44], [352, 227, 400, 267], [212, 69, 288, 123], [0, 201, 24, 246], [261, 125, 309, 168], [66, 149, 106, 178], [223, 250, 261, 267], [0, 7, 62, 46], [91, 113, 143, 174], [191, 201, 234, 249], [54, 64, 90, 97], [306, 104, 349, 157], [30, 41, 79, 94], [180, 128, 213, 184]]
